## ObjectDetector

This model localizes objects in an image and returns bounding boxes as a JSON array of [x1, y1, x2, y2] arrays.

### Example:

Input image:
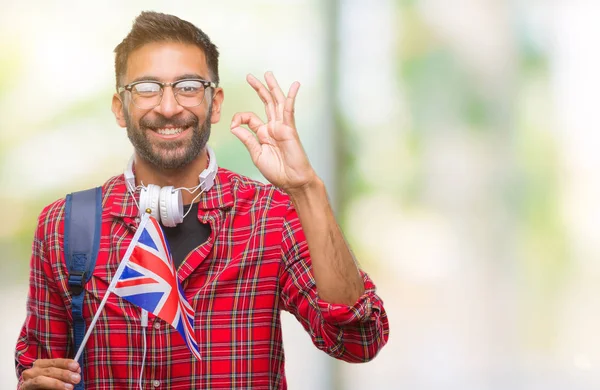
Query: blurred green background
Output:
[[2, 0, 600, 389]]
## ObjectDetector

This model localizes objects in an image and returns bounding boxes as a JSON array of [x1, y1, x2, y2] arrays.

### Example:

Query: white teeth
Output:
[[156, 127, 184, 135]]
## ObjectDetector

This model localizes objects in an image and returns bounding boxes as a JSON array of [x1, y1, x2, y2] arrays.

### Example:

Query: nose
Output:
[[153, 86, 184, 118]]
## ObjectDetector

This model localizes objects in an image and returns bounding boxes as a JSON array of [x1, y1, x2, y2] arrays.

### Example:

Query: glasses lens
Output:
[[131, 82, 162, 109], [174, 80, 206, 107]]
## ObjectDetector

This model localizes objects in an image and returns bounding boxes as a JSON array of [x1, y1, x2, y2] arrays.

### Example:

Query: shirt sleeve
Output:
[[15, 209, 72, 385], [278, 202, 389, 363]]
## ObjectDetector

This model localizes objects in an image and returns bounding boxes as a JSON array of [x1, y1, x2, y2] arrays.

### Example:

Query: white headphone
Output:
[[124, 146, 218, 227]]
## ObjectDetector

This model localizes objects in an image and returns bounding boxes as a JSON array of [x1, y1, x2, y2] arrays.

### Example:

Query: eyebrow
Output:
[[129, 73, 209, 84]]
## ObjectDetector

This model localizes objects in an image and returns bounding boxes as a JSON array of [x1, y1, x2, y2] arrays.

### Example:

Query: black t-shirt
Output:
[[161, 203, 211, 269]]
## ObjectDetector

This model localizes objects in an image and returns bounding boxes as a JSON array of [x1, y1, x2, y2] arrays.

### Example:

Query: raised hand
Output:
[[230, 72, 317, 194]]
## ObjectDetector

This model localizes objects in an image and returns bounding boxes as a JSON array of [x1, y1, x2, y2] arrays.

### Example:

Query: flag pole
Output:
[[74, 210, 152, 362]]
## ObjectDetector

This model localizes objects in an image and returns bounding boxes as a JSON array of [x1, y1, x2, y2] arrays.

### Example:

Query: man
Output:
[[15, 11, 389, 389]]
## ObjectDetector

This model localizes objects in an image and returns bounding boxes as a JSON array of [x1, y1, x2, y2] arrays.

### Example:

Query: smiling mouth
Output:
[[154, 127, 186, 136]]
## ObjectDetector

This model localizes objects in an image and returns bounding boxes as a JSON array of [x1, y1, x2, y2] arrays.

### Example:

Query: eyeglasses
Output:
[[118, 79, 216, 109]]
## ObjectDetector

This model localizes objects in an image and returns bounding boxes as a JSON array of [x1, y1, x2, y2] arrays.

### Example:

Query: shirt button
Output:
[[154, 322, 161, 330], [153, 380, 161, 387]]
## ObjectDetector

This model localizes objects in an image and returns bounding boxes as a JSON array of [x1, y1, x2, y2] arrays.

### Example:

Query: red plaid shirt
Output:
[[15, 168, 389, 389]]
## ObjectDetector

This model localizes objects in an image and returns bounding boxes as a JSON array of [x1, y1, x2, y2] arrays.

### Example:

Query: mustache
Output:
[[139, 115, 198, 129]]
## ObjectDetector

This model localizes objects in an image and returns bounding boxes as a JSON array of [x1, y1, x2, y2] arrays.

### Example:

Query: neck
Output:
[[133, 149, 209, 205]]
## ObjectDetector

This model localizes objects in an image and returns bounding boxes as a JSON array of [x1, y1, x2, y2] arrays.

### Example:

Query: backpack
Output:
[[64, 186, 103, 390]]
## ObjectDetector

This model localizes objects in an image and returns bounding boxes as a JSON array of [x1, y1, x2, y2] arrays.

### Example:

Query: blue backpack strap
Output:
[[64, 186, 102, 390]]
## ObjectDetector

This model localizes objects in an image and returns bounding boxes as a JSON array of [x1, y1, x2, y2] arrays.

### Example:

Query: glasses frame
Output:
[[117, 78, 217, 109]]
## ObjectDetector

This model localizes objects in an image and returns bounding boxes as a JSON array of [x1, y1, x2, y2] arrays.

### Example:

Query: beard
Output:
[[124, 104, 212, 170]]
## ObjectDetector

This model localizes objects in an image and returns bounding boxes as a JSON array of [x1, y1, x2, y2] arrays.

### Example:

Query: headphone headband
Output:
[[124, 145, 218, 192]]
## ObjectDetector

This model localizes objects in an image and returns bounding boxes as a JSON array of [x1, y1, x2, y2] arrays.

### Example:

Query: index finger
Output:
[[33, 358, 80, 372]]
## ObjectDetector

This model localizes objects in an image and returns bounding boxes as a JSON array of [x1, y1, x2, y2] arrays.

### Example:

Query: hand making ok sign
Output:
[[230, 72, 318, 195]]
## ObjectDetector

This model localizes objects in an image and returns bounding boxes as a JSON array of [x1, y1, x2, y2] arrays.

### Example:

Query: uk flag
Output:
[[111, 215, 201, 360]]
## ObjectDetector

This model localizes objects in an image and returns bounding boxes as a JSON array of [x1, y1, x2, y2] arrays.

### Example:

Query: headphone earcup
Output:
[[159, 186, 183, 227], [139, 184, 162, 222]]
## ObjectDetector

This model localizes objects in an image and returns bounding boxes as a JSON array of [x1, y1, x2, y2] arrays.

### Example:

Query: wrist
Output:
[[286, 176, 325, 203]]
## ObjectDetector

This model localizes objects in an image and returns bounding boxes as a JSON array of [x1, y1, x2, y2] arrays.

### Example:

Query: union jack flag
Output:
[[111, 215, 201, 360]]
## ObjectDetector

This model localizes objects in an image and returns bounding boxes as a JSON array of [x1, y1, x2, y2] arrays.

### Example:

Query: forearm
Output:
[[287, 178, 364, 305], [16, 236, 70, 375]]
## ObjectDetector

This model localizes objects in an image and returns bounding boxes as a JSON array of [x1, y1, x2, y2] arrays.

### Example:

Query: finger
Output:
[[264, 71, 286, 120], [23, 367, 81, 385], [231, 126, 262, 164], [231, 112, 265, 134], [42, 367, 81, 384], [32, 358, 80, 372], [283, 81, 301, 127], [22, 375, 74, 390], [247, 74, 276, 122]]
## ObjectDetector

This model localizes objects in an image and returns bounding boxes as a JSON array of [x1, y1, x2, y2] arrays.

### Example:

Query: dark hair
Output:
[[113, 11, 220, 90]]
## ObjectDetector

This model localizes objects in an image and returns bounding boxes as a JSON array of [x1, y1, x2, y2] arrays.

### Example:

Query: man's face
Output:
[[114, 41, 220, 170]]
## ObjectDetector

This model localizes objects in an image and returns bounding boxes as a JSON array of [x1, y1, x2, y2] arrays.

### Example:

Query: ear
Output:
[[209, 87, 224, 124], [111, 93, 127, 128]]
